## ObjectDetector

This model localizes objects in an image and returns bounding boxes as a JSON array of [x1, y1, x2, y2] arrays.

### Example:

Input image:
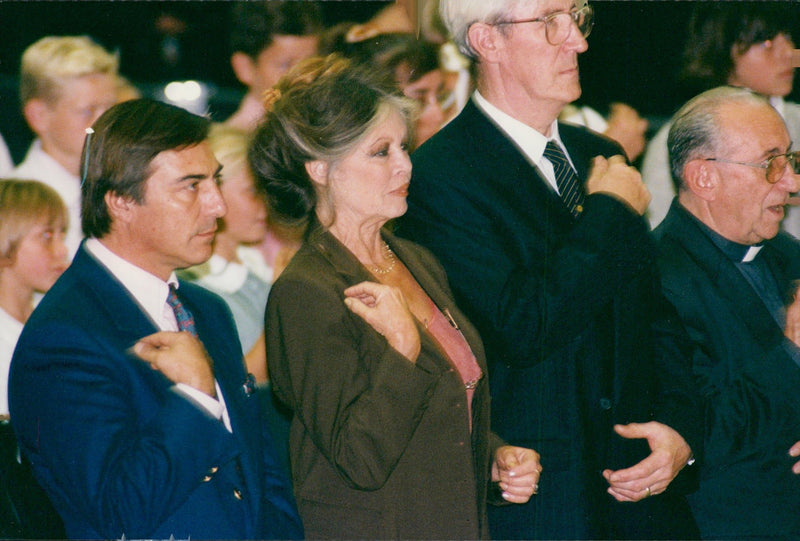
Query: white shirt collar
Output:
[[85, 238, 178, 330], [472, 90, 572, 192], [84, 239, 231, 428], [742, 245, 764, 263]]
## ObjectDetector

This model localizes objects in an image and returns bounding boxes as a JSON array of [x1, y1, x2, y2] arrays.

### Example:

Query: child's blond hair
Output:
[[19, 35, 118, 105], [0, 179, 68, 260]]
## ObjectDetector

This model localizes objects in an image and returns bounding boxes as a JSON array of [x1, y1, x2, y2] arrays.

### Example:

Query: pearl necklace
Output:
[[367, 242, 397, 276]]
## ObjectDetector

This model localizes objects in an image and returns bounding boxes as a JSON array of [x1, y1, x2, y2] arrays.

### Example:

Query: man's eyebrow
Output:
[[760, 145, 791, 159], [178, 164, 223, 182]]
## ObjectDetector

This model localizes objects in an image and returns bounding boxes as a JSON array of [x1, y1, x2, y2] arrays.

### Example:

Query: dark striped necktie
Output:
[[166, 285, 198, 337], [544, 140, 585, 218]]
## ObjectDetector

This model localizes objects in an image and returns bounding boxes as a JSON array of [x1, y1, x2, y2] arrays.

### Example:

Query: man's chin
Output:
[[183, 245, 215, 267]]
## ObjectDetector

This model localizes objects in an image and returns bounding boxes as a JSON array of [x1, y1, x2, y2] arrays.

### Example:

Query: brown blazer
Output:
[[266, 224, 501, 539]]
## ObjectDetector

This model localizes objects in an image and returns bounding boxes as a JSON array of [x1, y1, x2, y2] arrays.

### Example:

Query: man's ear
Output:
[[104, 191, 136, 224], [305, 160, 329, 186], [467, 22, 504, 64], [23, 98, 50, 136], [230, 52, 256, 87], [683, 159, 719, 201]]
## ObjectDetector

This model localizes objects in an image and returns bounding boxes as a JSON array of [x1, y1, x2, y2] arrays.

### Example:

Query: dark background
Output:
[[0, 0, 798, 163]]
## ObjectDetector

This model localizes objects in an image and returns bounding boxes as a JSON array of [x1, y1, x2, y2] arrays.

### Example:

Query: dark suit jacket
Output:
[[401, 100, 702, 540], [266, 225, 503, 540], [8, 243, 302, 540], [654, 200, 800, 539]]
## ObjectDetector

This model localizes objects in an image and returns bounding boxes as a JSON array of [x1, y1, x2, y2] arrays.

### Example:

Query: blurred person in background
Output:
[[560, 101, 649, 162], [114, 75, 141, 104], [0, 178, 67, 539], [320, 31, 449, 149], [226, 0, 323, 132], [227, 0, 324, 284], [641, 2, 799, 231], [181, 124, 270, 382], [13, 36, 118, 258], [179, 124, 291, 471]]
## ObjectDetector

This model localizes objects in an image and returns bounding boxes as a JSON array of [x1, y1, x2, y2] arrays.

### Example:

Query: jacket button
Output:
[[599, 398, 612, 411], [202, 475, 213, 482], [233, 488, 243, 500], [209, 466, 219, 474]]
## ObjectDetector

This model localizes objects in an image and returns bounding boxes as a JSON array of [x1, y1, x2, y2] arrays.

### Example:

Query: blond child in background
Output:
[[0, 178, 67, 538], [13, 36, 118, 257], [0, 179, 68, 412]]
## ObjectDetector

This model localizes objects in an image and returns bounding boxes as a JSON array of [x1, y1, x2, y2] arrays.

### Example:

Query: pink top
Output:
[[425, 299, 482, 430]]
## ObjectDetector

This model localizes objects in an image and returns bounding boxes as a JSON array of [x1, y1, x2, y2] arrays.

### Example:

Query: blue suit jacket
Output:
[[9, 243, 302, 539]]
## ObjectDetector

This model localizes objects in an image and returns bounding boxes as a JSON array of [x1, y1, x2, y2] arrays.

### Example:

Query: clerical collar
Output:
[[678, 203, 763, 263]]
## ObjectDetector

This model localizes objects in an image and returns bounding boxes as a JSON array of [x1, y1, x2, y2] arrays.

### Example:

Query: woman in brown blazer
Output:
[[249, 55, 541, 540]]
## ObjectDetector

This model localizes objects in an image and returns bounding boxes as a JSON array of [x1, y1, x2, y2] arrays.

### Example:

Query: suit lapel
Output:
[[462, 100, 587, 224], [307, 226, 462, 375], [383, 230, 488, 372], [74, 245, 161, 340], [559, 123, 596, 181]]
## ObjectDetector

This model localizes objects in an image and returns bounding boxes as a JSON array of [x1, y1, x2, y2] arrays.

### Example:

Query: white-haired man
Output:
[[401, 1, 701, 538]]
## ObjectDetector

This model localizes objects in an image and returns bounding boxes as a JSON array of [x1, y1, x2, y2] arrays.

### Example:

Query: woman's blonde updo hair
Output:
[[249, 54, 416, 229]]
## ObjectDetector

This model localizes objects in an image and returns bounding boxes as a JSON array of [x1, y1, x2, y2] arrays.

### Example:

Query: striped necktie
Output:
[[166, 285, 198, 337], [544, 140, 585, 218]]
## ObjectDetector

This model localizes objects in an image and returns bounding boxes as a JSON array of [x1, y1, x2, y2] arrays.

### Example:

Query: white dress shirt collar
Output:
[[84, 238, 231, 429], [473, 90, 573, 193], [85, 238, 178, 330]]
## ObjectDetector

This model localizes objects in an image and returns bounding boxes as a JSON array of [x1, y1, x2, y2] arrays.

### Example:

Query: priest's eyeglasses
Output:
[[495, 5, 594, 46], [705, 151, 800, 184]]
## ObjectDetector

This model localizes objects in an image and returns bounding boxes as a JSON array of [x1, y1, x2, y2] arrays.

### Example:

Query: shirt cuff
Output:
[[174, 381, 231, 432]]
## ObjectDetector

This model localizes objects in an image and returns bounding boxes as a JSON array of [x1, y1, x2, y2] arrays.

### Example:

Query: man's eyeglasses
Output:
[[495, 5, 594, 46], [704, 151, 800, 184]]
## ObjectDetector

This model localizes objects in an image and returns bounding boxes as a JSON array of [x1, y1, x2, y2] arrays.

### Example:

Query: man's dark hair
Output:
[[81, 98, 211, 238], [230, 1, 323, 59]]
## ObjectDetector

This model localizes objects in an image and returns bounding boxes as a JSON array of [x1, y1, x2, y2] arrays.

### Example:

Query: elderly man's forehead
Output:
[[717, 100, 790, 149], [718, 99, 782, 128]]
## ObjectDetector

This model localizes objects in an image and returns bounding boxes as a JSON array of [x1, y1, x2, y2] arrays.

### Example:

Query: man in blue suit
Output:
[[8, 99, 303, 539], [400, 1, 701, 539]]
